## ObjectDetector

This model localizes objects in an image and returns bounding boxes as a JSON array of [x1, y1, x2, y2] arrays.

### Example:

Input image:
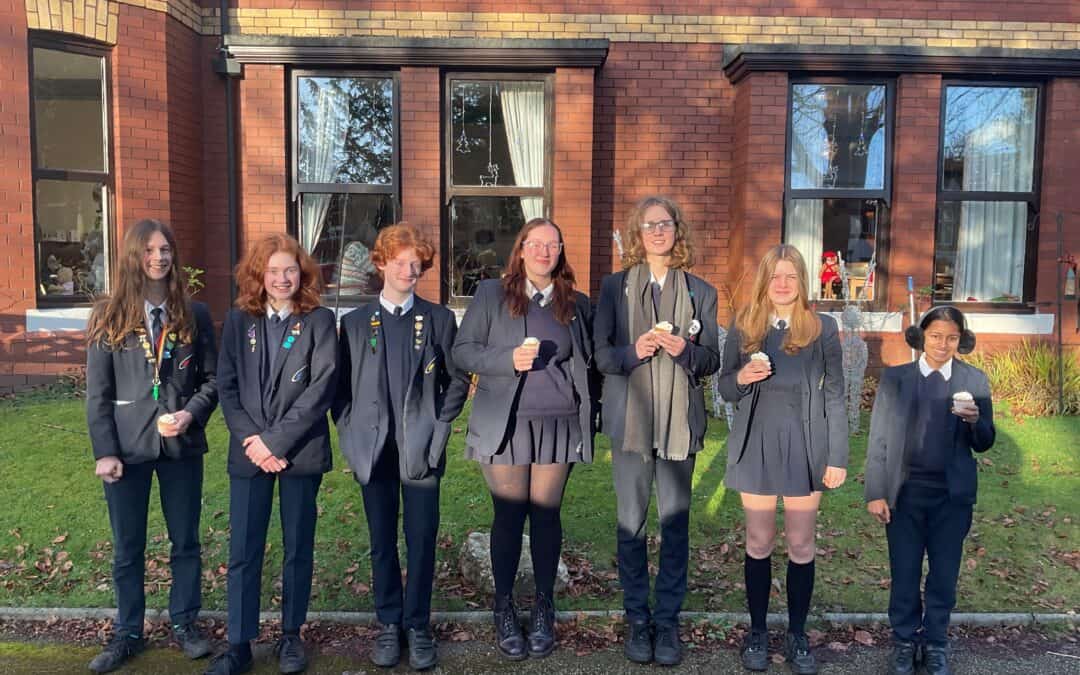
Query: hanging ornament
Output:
[[455, 84, 471, 155], [853, 123, 869, 158], [478, 83, 500, 186]]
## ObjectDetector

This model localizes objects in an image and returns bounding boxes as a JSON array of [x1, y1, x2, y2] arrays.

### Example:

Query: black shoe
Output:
[[923, 644, 953, 675], [203, 646, 252, 675], [653, 623, 683, 667], [783, 631, 818, 675], [623, 619, 653, 664], [88, 632, 145, 673], [173, 622, 211, 660], [740, 629, 768, 671], [407, 626, 438, 671], [493, 594, 527, 661], [888, 640, 918, 675], [527, 592, 556, 658], [275, 634, 308, 674], [371, 623, 402, 668]]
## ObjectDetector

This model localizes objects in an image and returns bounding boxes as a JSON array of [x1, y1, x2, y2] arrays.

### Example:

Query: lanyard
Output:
[[151, 326, 168, 401]]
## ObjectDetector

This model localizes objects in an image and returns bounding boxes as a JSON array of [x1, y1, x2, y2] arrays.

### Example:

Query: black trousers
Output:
[[361, 442, 441, 630], [103, 454, 203, 635], [886, 483, 973, 646], [226, 472, 322, 644], [612, 448, 696, 627]]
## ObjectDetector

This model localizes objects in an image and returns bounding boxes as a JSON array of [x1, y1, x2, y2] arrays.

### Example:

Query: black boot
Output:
[[888, 640, 918, 675], [528, 592, 556, 658], [923, 644, 953, 675], [493, 594, 527, 661]]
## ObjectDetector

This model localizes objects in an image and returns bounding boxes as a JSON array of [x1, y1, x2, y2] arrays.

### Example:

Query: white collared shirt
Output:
[[379, 292, 415, 315], [769, 314, 791, 329], [525, 280, 554, 307], [266, 302, 293, 323], [918, 353, 953, 381], [144, 299, 168, 336]]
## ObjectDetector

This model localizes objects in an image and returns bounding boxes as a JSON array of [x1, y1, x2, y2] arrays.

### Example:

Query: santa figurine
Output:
[[820, 251, 842, 299]]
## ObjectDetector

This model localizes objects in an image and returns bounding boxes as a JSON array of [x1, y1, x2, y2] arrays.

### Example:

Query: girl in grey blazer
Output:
[[452, 218, 597, 662], [716, 244, 848, 675], [85, 219, 218, 673]]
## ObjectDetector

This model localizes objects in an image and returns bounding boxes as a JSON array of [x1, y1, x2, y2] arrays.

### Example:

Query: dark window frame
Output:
[[28, 31, 114, 307], [288, 68, 401, 305], [782, 76, 896, 312], [932, 79, 1045, 312], [442, 71, 555, 304]]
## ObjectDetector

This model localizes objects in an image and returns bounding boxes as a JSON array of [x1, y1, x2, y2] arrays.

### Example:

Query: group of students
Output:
[[84, 195, 994, 675]]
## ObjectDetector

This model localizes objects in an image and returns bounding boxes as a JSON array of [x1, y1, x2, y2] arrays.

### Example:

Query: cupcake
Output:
[[653, 321, 674, 335], [157, 413, 176, 434]]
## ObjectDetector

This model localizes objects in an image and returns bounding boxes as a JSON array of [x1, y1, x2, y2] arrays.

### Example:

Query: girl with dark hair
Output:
[[334, 224, 471, 671], [594, 196, 722, 666], [866, 306, 994, 675], [452, 218, 597, 661], [716, 244, 849, 675], [85, 219, 218, 673], [207, 233, 338, 675]]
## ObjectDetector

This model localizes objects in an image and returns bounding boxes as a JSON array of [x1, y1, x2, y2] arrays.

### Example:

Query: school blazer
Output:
[[451, 279, 598, 458], [332, 297, 471, 484], [715, 314, 849, 490], [864, 360, 995, 509], [86, 302, 218, 464], [217, 306, 338, 478], [593, 269, 722, 453]]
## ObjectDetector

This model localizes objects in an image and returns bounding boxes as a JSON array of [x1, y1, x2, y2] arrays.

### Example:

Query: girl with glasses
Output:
[[452, 218, 598, 661], [594, 195, 722, 666]]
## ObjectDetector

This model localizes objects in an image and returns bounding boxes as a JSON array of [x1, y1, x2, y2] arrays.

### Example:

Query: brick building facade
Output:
[[2, 0, 1079, 390]]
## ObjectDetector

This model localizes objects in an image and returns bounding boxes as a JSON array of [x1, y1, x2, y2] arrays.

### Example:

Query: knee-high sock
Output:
[[745, 553, 772, 633], [786, 559, 815, 636]]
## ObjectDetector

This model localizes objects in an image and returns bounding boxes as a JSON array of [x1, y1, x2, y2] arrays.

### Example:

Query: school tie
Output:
[[150, 307, 163, 347], [651, 281, 662, 313], [777, 319, 787, 331], [271, 314, 282, 326], [533, 292, 544, 305], [394, 306, 403, 317]]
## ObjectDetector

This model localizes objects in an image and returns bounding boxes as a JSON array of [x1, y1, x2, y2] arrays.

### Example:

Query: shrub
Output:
[[965, 340, 1080, 416]]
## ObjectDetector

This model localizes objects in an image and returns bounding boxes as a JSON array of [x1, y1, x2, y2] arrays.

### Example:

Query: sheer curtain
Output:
[[300, 84, 349, 252], [953, 105, 1035, 301], [787, 130, 826, 296], [500, 81, 544, 220]]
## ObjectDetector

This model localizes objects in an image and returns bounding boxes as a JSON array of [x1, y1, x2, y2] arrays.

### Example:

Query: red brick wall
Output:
[[400, 66, 441, 302], [1038, 77, 1080, 348], [238, 64, 288, 247], [209, 0, 1080, 23], [590, 43, 733, 301], [553, 67, 594, 293], [200, 37, 234, 319], [727, 71, 787, 322]]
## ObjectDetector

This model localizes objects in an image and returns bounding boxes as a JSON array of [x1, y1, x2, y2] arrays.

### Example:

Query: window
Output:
[[292, 71, 399, 302], [445, 74, 552, 300], [29, 38, 112, 303], [784, 81, 894, 304], [933, 84, 1041, 305]]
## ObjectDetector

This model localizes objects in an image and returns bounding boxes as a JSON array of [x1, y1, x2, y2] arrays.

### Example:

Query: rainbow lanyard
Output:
[[150, 327, 168, 401]]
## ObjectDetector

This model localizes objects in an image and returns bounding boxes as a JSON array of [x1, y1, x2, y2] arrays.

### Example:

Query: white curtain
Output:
[[786, 199, 825, 298], [300, 85, 349, 252], [499, 81, 545, 221], [952, 102, 1035, 301]]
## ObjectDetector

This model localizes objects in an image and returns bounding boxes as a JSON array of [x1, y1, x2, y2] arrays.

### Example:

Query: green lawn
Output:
[[0, 389, 1076, 616]]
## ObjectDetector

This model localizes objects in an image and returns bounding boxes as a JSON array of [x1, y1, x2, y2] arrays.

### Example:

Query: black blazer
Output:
[[865, 359, 995, 508], [332, 296, 471, 484], [86, 301, 218, 464], [716, 314, 849, 490], [217, 306, 338, 478], [593, 269, 722, 453], [451, 279, 598, 458]]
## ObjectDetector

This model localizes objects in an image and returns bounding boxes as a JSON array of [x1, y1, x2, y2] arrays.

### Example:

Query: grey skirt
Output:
[[725, 398, 814, 497], [466, 414, 589, 465]]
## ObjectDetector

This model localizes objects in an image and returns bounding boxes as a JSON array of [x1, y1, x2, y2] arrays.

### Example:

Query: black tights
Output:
[[481, 463, 572, 599]]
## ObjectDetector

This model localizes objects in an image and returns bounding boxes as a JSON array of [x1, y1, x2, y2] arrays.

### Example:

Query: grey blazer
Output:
[[451, 279, 598, 458], [593, 269, 722, 453], [332, 296, 471, 484], [864, 359, 995, 508], [715, 314, 849, 490]]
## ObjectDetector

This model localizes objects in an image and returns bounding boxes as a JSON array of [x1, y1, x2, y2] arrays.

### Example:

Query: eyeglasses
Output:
[[523, 241, 564, 254], [640, 220, 676, 233]]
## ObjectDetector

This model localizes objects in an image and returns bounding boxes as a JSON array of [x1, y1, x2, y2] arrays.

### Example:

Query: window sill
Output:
[[26, 307, 92, 332]]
